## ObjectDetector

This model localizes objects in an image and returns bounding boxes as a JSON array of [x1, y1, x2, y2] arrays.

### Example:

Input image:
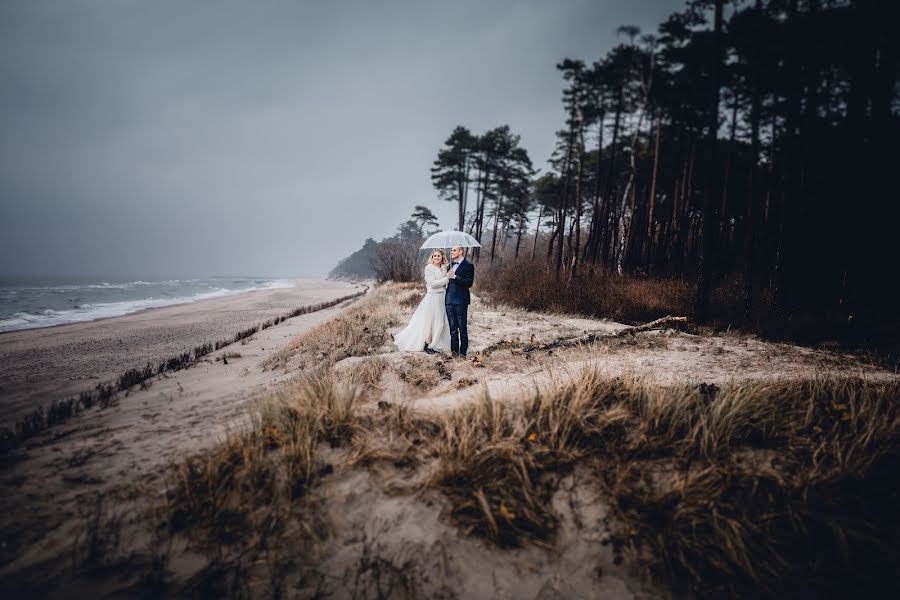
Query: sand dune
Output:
[[1, 282, 896, 597]]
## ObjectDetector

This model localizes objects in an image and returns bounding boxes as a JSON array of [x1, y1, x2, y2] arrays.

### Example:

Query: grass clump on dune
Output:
[[263, 282, 408, 372], [161, 368, 362, 592], [404, 373, 900, 597], [65, 364, 897, 598]]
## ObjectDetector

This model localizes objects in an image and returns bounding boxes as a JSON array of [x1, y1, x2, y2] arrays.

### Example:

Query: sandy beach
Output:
[[0, 278, 363, 424], [1, 282, 897, 597], [0, 279, 369, 587]]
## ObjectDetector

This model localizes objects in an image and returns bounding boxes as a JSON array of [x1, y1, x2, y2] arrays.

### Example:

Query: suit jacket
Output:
[[445, 258, 474, 305]]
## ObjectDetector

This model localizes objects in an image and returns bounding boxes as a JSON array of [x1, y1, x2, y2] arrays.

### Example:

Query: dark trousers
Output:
[[445, 303, 468, 356]]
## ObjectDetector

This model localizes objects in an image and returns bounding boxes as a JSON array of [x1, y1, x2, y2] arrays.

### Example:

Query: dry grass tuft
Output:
[[457, 377, 478, 388], [263, 284, 402, 372], [423, 395, 560, 548], [59, 357, 897, 598], [393, 355, 453, 390], [411, 371, 900, 597], [164, 368, 361, 580], [346, 356, 389, 390], [398, 288, 425, 309]]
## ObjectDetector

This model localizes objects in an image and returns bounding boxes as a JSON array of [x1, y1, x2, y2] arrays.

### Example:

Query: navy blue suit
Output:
[[445, 258, 474, 356]]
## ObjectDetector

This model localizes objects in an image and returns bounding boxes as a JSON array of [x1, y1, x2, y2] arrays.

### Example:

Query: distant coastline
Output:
[[0, 276, 296, 333]]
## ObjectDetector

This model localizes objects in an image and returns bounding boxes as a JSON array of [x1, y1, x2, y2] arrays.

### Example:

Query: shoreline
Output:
[[0, 278, 365, 424], [0, 277, 300, 336], [0, 290, 371, 580]]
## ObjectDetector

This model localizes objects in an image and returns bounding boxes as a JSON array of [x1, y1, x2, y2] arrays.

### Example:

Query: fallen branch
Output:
[[481, 315, 688, 355], [606, 315, 687, 338]]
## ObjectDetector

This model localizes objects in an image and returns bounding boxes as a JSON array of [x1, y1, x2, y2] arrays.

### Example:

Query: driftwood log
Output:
[[480, 315, 688, 355]]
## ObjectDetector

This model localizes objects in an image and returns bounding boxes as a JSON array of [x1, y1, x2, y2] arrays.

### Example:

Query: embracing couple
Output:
[[393, 246, 474, 358]]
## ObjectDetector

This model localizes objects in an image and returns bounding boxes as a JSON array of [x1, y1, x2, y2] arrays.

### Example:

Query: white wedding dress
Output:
[[394, 263, 452, 353]]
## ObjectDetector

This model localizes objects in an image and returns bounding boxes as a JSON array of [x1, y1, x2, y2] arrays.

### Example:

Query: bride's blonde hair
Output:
[[427, 249, 448, 268]]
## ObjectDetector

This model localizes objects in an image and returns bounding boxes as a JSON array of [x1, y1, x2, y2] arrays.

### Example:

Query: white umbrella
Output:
[[420, 230, 482, 250]]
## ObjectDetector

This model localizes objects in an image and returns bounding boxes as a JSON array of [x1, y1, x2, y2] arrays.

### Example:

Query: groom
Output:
[[446, 246, 474, 357]]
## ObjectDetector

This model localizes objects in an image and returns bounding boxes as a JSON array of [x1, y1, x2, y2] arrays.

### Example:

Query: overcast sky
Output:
[[1, 0, 685, 279]]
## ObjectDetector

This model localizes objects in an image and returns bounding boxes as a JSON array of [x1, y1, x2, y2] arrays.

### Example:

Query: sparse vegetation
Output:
[[346, 356, 388, 390], [409, 373, 900, 597], [477, 265, 899, 366], [7, 275, 898, 598], [457, 377, 478, 388], [161, 369, 359, 588], [102, 366, 899, 598], [479, 265, 695, 327], [262, 283, 404, 372], [0, 290, 367, 454], [395, 355, 444, 390]]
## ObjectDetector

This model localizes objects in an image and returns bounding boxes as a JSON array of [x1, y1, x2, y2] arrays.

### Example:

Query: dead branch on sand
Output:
[[481, 315, 688, 355]]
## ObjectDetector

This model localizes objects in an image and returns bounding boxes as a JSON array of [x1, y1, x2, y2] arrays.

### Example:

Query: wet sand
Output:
[[0, 278, 363, 424]]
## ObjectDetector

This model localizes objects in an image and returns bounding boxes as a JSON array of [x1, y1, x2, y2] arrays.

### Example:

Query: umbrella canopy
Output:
[[420, 230, 481, 250]]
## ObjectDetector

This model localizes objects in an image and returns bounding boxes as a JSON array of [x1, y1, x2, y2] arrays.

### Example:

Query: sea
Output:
[[0, 277, 295, 333]]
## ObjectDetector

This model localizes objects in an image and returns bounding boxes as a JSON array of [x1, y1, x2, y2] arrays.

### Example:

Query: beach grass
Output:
[[8, 281, 899, 598], [146, 359, 899, 597], [408, 373, 900, 596]]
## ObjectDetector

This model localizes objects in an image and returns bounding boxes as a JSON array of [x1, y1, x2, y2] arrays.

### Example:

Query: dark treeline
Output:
[[432, 0, 898, 347], [431, 125, 535, 263]]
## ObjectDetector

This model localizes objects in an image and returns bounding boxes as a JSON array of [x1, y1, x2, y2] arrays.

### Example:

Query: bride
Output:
[[394, 249, 451, 354]]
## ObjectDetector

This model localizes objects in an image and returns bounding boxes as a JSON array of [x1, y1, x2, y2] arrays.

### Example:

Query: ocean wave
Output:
[[0, 279, 296, 333], [258, 279, 294, 290], [81, 280, 164, 289], [13, 280, 181, 292]]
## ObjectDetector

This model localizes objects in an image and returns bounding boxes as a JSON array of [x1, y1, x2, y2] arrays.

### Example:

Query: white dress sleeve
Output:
[[425, 265, 449, 290]]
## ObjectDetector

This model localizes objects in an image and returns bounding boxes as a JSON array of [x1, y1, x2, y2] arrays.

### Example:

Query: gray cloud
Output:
[[0, 0, 684, 278]]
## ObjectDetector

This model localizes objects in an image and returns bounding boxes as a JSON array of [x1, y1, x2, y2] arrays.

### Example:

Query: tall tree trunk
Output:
[[866, 0, 900, 316], [619, 80, 651, 275], [531, 203, 545, 261], [468, 169, 483, 235], [644, 111, 662, 270], [743, 0, 764, 323], [571, 112, 586, 278], [694, 0, 724, 323], [718, 94, 740, 272], [500, 217, 511, 260], [720, 94, 739, 217], [676, 140, 696, 277], [490, 196, 504, 264], [600, 89, 623, 269], [459, 155, 470, 231], [773, 0, 803, 321], [515, 210, 526, 259], [546, 226, 558, 263], [584, 115, 605, 264], [474, 168, 490, 262], [556, 123, 577, 278]]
